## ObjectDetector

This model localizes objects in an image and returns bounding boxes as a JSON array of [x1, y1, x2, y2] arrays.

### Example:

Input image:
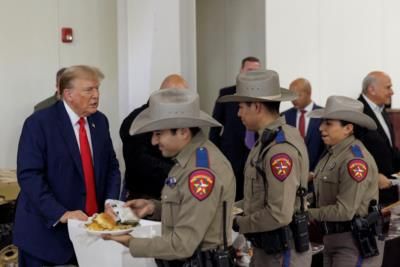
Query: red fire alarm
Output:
[[61, 27, 73, 43]]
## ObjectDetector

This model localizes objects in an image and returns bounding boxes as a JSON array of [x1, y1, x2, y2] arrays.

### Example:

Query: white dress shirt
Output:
[[63, 101, 94, 156]]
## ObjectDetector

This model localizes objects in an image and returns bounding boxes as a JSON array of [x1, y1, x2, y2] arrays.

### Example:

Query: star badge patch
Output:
[[270, 153, 293, 181], [347, 159, 368, 182], [189, 169, 215, 201]]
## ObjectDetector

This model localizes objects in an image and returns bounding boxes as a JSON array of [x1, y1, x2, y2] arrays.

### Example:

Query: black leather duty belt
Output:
[[320, 221, 352, 235]]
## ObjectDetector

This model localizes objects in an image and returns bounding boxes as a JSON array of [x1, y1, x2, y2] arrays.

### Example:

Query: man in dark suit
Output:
[[282, 78, 325, 173], [14, 65, 121, 266], [120, 74, 188, 200], [209, 56, 261, 200], [357, 71, 400, 205]]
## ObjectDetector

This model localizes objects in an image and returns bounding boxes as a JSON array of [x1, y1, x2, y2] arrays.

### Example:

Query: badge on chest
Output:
[[189, 169, 215, 201], [165, 177, 177, 188]]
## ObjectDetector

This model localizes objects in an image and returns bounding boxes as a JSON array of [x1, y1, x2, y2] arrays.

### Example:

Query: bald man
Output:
[[357, 71, 400, 206], [120, 74, 189, 200], [282, 78, 325, 173], [159, 74, 188, 89]]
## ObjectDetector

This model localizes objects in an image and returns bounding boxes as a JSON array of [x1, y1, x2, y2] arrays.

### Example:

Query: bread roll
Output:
[[93, 213, 116, 230]]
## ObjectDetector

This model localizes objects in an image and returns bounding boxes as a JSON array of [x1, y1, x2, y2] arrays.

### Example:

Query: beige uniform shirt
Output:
[[309, 135, 379, 221], [129, 131, 236, 260], [237, 117, 309, 233]]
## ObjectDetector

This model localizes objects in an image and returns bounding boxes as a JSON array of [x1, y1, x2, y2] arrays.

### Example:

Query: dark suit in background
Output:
[[120, 103, 174, 200], [357, 95, 400, 205], [210, 86, 249, 200], [283, 103, 325, 172], [120, 74, 188, 200]]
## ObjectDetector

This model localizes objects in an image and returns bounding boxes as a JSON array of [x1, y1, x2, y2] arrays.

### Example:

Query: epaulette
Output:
[[351, 144, 363, 158], [196, 147, 209, 168], [274, 128, 286, 144]]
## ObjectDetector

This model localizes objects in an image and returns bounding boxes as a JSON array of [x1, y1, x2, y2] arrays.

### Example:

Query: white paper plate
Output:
[[392, 173, 400, 179], [85, 227, 135, 236]]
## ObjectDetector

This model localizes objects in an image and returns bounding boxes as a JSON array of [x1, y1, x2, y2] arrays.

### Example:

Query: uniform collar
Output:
[[174, 130, 208, 168], [257, 116, 285, 137], [327, 135, 355, 156]]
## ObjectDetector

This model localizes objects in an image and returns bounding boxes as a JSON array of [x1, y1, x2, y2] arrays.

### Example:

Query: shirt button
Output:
[[322, 176, 327, 180]]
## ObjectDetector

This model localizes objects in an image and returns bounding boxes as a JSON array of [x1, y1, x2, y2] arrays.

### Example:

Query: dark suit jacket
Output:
[[14, 101, 121, 263], [357, 95, 400, 204], [120, 103, 174, 200], [209, 86, 249, 200], [283, 104, 325, 171]]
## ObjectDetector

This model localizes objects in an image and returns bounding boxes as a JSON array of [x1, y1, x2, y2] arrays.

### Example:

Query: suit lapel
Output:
[[382, 109, 396, 142], [305, 104, 318, 144], [286, 108, 297, 126], [305, 120, 315, 144], [56, 102, 84, 178], [359, 95, 392, 146]]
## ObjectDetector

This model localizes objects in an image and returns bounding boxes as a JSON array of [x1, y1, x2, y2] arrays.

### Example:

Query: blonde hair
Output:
[[59, 65, 104, 95]]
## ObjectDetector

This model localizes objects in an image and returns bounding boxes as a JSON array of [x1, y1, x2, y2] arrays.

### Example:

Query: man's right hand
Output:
[[60, 210, 88, 223], [124, 199, 155, 218]]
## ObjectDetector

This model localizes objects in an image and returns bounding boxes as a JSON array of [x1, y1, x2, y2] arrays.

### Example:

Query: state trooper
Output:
[[103, 88, 236, 267], [218, 69, 312, 267], [308, 95, 384, 267]]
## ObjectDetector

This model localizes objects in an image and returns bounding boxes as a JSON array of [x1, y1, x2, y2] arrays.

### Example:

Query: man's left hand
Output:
[[102, 234, 132, 247]]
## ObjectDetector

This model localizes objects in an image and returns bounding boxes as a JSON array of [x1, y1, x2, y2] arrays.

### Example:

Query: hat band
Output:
[[238, 92, 282, 99]]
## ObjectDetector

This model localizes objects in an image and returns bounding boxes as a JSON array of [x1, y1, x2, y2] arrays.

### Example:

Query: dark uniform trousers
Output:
[[323, 232, 384, 267], [251, 246, 311, 267]]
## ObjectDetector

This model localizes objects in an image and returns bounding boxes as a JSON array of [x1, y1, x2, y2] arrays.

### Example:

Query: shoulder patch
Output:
[[347, 159, 368, 182], [189, 169, 215, 201], [270, 153, 293, 181]]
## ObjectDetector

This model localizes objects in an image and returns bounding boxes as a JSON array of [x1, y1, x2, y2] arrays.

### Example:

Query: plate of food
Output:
[[85, 213, 138, 236]]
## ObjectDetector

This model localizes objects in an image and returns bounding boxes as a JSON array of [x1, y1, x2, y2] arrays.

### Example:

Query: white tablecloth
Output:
[[68, 219, 160, 267]]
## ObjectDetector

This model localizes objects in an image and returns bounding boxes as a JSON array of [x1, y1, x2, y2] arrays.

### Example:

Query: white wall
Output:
[[0, 0, 118, 168], [196, 0, 266, 114], [117, 0, 196, 121], [266, 0, 400, 112]]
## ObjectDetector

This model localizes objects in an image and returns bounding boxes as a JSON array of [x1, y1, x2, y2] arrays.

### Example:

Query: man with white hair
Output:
[[357, 71, 400, 205]]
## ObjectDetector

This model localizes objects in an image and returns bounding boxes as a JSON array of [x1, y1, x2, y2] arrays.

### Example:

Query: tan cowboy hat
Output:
[[308, 95, 377, 130], [218, 69, 297, 103], [129, 88, 222, 135]]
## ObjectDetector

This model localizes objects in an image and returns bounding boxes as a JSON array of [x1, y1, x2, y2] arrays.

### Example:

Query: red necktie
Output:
[[78, 118, 98, 216], [299, 109, 306, 138]]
